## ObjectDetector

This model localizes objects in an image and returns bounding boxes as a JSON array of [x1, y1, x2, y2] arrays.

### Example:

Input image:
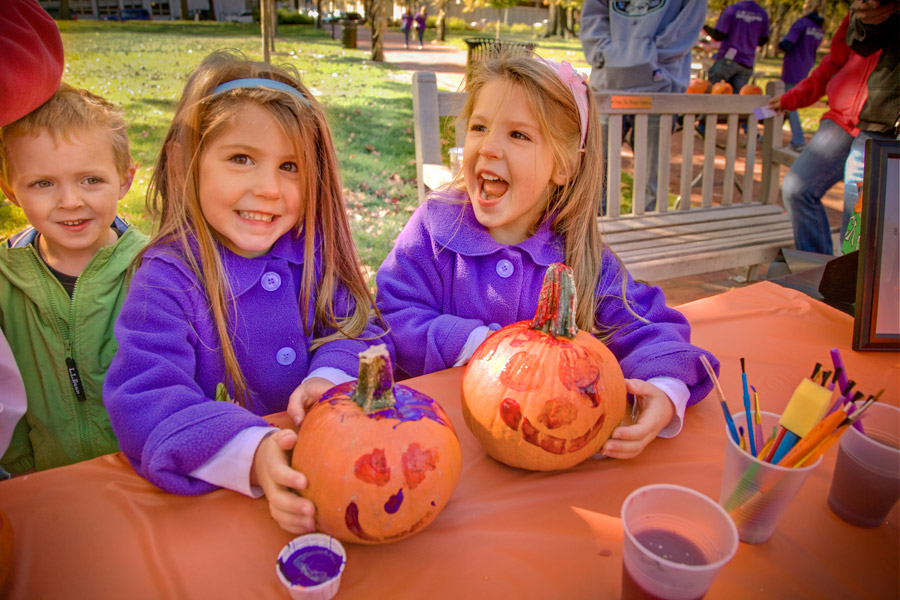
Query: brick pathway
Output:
[[351, 26, 842, 305]]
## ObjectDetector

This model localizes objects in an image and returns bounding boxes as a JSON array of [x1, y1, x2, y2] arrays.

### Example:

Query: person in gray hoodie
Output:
[[581, 0, 707, 212]]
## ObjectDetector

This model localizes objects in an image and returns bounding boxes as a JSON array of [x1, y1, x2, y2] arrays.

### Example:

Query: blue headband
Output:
[[206, 78, 310, 106]]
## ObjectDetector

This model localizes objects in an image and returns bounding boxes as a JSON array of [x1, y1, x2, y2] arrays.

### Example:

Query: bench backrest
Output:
[[412, 71, 793, 215]]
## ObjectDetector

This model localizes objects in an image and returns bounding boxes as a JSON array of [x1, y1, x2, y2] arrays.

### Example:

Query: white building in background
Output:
[[38, 0, 252, 20], [38, 0, 547, 26]]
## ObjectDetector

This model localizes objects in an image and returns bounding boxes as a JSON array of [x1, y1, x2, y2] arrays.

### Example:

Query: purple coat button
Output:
[[261, 271, 282, 291], [276, 347, 296, 365], [496, 259, 514, 278]]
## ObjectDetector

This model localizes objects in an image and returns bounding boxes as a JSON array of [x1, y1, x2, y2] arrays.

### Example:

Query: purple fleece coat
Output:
[[375, 190, 718, 406], [104, 231, 387, 495]]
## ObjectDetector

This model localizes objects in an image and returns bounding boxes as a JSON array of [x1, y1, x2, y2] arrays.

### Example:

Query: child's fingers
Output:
[[600, 424, 653, 459], [286, 388, 307, 426], [269, 495, 316, 534], [273, 428, 298, 450]]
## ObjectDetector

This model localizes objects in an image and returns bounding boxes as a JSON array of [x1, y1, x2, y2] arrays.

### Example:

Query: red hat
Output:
[[0, 0, 65, 127]]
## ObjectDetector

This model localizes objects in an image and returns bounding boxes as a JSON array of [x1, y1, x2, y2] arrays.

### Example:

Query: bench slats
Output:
[[599, 204, 786, 232], [604, 213, 793, 245], [614, 224, 794, 258]]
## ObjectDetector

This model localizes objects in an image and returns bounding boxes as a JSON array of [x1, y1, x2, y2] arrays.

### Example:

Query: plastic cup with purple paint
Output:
[[621, 484, 739, 599], [276, 533, 347, 600]]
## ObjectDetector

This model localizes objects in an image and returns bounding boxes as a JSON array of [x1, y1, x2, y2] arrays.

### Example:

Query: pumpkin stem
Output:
[[530, 263, 578, 339], [351, 344, 396, 413]]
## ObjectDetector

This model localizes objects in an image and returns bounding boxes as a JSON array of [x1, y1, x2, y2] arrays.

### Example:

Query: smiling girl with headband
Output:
[[376, 51, 718, 458], [104, 52, 388, 532]]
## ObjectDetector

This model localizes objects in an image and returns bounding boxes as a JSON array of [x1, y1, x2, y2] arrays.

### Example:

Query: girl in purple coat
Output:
[[376, 52, 718, 459], [104, 52, 387, 533]]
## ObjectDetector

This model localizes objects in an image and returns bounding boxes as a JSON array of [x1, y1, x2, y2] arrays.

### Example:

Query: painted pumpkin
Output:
[[687, 78, 710, 94], [739, 83, 763, 95], [710, 81, 734, 95], [292, 345, 462, 544], [0, 509, 12, 591], [461, 263, 627, 471]]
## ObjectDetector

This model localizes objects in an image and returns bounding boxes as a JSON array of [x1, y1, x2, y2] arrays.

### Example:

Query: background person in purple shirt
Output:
[[704, 0, 770, 92], [778, 2, 825, 150]]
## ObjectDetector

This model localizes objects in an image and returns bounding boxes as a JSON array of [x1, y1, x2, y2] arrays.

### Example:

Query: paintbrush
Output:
[[700, 355, 739, 444]]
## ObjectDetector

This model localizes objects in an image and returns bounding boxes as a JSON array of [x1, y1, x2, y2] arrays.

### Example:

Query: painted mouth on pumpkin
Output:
[[499, 396, 606, 455]]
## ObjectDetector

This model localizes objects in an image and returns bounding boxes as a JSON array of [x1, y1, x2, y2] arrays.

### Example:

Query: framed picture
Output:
[[853, 139, 900, 351]]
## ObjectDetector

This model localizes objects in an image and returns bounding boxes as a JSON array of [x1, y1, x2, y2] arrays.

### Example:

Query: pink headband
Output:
[[539, 58, 589, 149]]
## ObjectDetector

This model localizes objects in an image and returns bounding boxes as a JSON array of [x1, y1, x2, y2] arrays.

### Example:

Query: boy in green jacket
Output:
[[0, 83, 148, 473]]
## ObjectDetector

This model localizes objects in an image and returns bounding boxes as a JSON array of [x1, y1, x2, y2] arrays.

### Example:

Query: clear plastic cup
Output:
[[276, 533, 347, 600], [621, 484, 739, 600], [718, 411, 822, 544], [828, 403, 900, 528]]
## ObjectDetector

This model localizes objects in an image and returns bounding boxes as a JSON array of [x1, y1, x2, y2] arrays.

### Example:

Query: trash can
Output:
[[463, 38, 537, 80], [341, 20, 357, 49]]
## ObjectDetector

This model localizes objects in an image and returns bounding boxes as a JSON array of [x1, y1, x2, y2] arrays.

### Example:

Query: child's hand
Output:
[[767, 95, 783, 113], [251, 428, 316, 534], [287, 377, 333, 426], [600, 379, 676, 459]]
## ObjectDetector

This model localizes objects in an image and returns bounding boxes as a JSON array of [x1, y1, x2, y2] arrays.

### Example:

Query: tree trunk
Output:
[[371, 0, 386, 61], [60, 0, 71, 19], [766, 3, 790, 59], [437, 9, 446, 42], [316, 0, 323, 28], [180, 0, 189, 19], [495, 8, 501, 38], [208, 0, 217, 21], [261, 0, 271, 62], [544, 2, 559, 38]]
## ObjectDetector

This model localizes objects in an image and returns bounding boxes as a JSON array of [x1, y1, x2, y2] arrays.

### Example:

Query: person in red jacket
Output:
[[768, 1, 898, 255]]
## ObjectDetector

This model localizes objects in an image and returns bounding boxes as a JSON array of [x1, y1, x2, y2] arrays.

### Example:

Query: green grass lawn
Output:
[[0, 20, 420, 278]]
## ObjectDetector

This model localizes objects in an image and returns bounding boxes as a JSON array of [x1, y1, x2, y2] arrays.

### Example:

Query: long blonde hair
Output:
[[143, 51, 375, 406], [459, 52, 609, 334]]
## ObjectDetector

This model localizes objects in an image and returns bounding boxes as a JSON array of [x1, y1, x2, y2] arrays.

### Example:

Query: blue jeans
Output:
[[784, 82, 805, 148], [842, 129, 898, 248], [708, 58, 752, 92], [782, 119, 854, 255], [599, 114, 661, 213]]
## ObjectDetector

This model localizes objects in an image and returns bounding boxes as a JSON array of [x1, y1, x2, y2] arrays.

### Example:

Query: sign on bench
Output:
[[412, 72, 797, 281]]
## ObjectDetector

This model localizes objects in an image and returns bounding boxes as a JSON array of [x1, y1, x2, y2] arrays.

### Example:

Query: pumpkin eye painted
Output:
[[354, 449, 391, 486], [401, 442, 437, 489]]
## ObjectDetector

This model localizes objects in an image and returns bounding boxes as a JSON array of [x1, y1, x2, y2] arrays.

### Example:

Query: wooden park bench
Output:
[[412, 71, 800, 282]]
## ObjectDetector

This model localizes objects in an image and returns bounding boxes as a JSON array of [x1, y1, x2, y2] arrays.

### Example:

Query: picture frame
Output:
[[853, 139, 900, 351]]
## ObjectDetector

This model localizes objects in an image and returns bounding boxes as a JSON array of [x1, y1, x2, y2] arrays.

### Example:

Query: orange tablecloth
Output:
[[2, 282, 898, 599]]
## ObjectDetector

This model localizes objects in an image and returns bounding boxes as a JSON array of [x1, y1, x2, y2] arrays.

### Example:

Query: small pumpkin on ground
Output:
[[687, 78, 711, 94], [461, 263, 627, 471], [710, 81, 734, 95], [293, 344, 462, 544]]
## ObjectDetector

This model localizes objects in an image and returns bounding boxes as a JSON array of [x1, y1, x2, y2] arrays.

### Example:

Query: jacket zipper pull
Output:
[[66, 357, 87, 402]]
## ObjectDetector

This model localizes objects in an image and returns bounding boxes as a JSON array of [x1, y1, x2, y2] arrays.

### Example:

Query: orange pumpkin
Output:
[[739, 83, 763, 95], [710, 81, 734, 95], [0, 509, 12, 591], [461, 263, 627, 471], [293, 345, 462, 544], [687, 78, 711, 94]]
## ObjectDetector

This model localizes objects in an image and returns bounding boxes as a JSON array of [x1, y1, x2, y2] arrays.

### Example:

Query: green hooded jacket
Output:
[[0, 218, 148, 472]]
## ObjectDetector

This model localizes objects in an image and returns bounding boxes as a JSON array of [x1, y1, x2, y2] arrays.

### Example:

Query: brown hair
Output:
[[458, 51, 616, 334], [0, 82, 132, 185], [143, 51, 376, 406]]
